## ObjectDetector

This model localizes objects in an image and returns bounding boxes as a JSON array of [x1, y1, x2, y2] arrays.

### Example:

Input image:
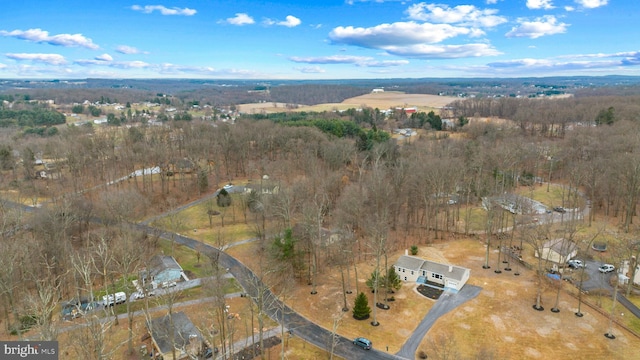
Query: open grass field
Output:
[[237, 91, 458, 114]]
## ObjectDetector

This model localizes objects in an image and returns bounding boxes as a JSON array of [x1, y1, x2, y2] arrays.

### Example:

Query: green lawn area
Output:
[[152, 194, 257, 247], [516, 183, 584, 209], [158, 239, 211, 279], [462, 207, 489, 233]]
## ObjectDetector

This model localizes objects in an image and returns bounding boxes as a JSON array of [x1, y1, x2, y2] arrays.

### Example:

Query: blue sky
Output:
[[1, 0, 638, 79]]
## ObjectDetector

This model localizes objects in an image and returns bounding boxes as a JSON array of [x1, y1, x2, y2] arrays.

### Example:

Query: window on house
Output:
[[411, 271, 414, 275], [432, 273, 442, 280]]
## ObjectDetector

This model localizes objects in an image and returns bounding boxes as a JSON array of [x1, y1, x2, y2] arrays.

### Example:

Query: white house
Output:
[[621, 258, 640, 286], [535, 238, 577, 265], [394, 254, 470, 292]]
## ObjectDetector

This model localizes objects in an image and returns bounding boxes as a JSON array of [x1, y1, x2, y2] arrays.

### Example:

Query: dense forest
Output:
[[2, 80, 640, 358]]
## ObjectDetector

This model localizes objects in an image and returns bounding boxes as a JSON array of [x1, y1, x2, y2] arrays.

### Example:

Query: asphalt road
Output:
[[133, 223, 402, 359]]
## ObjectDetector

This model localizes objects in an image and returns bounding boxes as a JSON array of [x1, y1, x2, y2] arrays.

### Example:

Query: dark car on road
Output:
[[553, 206, 566, 213], [353, 337, 372, 350]]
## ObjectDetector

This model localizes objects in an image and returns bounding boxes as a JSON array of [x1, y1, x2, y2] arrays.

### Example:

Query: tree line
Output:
[[1, 91, 640, 356]]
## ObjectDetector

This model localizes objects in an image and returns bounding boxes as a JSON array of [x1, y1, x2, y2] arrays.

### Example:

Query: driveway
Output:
[[396, 285, 482, 359], [578, 260, 614, 293]]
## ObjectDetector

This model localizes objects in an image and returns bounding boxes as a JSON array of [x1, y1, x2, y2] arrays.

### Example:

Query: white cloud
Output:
[[225, 13, 255, 26], [278, 16, 301, 27], [95, 53, 113, 62], [264, 15, 301, 27], [295, 66, 326, 74], [526, 0, 555, 10], [116, 45, 145, 54], [329, 21, 503, 59], [5, 53, 66, 65], [382, 43, 501, 59], [0, 28, 98, 49], [289, 55, 373, 64], [486, 0, 499, 4], [406, 3, 507, 28], [289, 55, 409, 67], [505, 16, 568, 39], [484, 51, 640, 73], [565, 6, 575, 11], [330, 22, 472, 48], [111, 61, 150, 69], [131, 5, 196, 16], [0, 63, 6, 69], [574, 0, 608, 9], [357, 59, 409, 67]]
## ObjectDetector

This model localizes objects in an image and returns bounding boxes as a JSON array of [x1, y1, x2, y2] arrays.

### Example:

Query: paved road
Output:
[[132, 223, 401, 359], [0, 197, 491, 358], [396, 285, 482, 359]]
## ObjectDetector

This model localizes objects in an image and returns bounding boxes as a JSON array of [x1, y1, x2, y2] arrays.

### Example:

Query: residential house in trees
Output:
[[243, 175, 280, 195], [141, 255, 187, 289], [535, 238, 577, 265], [148, 311, 207, 360], [394, 253, 470, 292]]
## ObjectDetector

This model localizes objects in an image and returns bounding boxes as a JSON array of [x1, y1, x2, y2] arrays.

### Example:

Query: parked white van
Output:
[[103, 292, 126, 306]]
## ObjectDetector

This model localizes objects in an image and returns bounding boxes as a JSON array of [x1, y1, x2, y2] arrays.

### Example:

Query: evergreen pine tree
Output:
[[352, 292, 371, 320]]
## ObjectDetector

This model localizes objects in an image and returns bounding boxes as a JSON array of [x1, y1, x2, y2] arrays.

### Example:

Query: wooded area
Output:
[[1, 82, 640, 358]]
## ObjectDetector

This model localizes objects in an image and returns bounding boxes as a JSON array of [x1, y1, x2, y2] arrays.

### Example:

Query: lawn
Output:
[[152, 194, 256, 247], [516, 183, 584, 209]]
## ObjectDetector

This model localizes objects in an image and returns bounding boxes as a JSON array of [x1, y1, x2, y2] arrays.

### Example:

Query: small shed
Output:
[[148, 311, 206, 360], [535, 238, 577, 264]]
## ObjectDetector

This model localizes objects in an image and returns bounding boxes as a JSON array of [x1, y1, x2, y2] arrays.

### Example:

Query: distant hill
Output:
[[2, 76, 640, 106]]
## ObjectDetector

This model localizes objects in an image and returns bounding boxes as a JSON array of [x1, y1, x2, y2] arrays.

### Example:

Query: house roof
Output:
[[395, 255, 469, 282], [543, 238, 576, 257], [149, 311, 203, 356], [421, 261, 468, 282], [394, 255, 426, 271], [149, 255, 183, 277]]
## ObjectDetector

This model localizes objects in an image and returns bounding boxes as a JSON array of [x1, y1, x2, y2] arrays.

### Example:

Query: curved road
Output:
[[2, 196, 479, 359], [132, 224, 401, 359]]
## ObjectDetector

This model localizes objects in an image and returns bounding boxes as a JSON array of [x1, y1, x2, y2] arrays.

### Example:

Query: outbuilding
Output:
[[535, 238, 577, 265]]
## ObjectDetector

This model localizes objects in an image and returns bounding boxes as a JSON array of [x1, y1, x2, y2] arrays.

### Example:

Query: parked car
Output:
[[223, 183, 233, 190], [567, 259, 585, 268], [553, 206, 567, 213], [353, 337, 372, 350], [133, 290, 155, 300], [599, 264, 615, 273], [161, 281, 177, 288]]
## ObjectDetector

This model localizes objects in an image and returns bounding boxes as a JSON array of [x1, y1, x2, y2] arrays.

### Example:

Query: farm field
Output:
[[237, 91, 458, 114]]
